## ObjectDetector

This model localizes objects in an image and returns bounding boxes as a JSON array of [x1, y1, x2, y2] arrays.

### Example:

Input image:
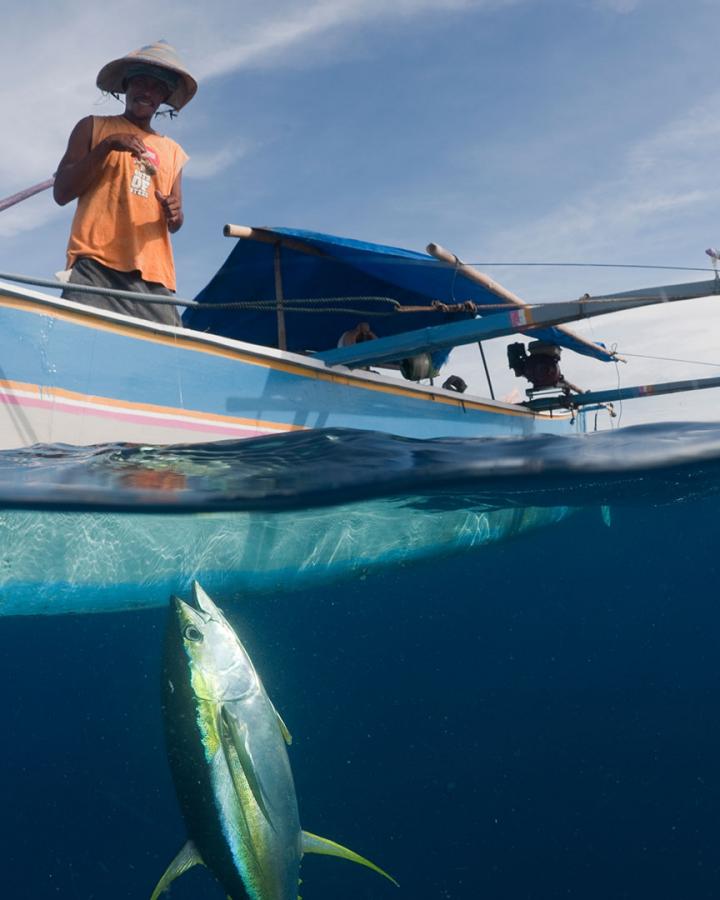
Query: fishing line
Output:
[[580, 308, 620, 428], [460, 262, 715, 273], [618, 351, 720, 368], [613, 350, 623, 428], [260, 256, 717, 273]]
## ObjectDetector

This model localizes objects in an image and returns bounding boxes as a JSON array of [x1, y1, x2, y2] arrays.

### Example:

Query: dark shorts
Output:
[[61, 257, 181, 327]]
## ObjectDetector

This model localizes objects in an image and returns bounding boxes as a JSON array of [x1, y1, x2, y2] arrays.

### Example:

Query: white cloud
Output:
[[192, 0, 504, 79], [185, 146, 251, 180], [0, 190, 63, 239]]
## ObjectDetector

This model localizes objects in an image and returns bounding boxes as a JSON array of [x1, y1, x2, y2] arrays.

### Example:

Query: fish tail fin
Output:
[[301, 830, 399, 887], [150, 839, 204, 899]]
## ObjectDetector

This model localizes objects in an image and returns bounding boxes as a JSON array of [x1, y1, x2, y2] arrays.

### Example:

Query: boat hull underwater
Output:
[[0, 501, 571, 616], [2, 419, 720, 617]]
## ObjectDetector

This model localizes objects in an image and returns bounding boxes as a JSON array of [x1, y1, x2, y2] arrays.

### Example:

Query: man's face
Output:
[[125, 74, 171, 118]]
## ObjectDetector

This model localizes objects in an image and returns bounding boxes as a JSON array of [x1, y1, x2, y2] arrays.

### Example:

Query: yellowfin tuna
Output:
[[151, 582, 397, 899]]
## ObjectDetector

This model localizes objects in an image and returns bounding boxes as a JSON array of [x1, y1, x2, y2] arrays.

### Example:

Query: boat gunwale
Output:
[[0, 280, 573, 422]]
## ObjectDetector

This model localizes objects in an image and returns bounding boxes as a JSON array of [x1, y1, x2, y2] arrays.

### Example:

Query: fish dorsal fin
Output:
[[270, 698, 293, 745], [150, 839, 204, 899], [301, 830, 399, 887], [192, 580, 215, 614], [220, 704, 274, 826]]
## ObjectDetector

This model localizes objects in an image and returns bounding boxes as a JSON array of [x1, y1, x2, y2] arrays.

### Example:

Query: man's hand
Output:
[[102, 133, 148, 159], [155, 190, 183, 232]]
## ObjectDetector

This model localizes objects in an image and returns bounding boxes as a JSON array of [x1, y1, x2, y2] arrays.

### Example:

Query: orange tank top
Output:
[[66, 115, 189, 290]]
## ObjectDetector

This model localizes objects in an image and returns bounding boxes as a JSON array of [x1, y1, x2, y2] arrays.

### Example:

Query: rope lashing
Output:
[[0, 269, 707, 315]]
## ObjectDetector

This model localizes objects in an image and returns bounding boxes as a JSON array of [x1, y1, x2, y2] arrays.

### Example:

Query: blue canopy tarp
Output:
[[185, 227, 611, 365]]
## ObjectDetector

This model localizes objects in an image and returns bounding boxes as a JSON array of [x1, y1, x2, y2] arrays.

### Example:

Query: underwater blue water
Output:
[[2, 424, 720, 898]]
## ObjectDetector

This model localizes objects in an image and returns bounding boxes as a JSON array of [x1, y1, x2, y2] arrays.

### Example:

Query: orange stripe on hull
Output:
[[0, 290, 558, 420]]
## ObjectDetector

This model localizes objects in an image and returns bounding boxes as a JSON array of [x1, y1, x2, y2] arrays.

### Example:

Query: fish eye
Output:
[[183, 624, 203, 643]]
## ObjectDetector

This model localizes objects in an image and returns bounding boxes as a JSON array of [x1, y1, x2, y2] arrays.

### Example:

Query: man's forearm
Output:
[[53, 140, 113, 206]]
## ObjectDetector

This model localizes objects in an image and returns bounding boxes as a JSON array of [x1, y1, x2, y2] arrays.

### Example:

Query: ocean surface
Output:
[[2, 423, 720, 898]]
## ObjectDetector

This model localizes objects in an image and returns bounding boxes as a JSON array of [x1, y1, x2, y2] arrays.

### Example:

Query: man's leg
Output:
[[62, 258, 181, 326]]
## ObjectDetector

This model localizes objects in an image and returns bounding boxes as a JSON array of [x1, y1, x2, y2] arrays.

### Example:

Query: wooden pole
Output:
[[223, 224, 325, 257], [273, 242, 287, 351], [0, 178, 55, 214], [426, 241, 616, 362], [427, 242, 529, 307], [477, 342, 495, 399]]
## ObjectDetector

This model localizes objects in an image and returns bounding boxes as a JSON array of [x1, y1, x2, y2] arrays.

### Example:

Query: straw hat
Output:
[[96, 40, 197, 111]]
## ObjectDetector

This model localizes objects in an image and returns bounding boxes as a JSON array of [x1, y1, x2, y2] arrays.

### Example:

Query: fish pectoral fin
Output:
[[149, 839, 204, 899], [270, 698, 293, 745], [301, 830, 399, 887], [220, 704, 274, 825]]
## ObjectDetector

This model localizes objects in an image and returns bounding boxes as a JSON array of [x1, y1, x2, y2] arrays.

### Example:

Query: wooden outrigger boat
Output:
[[1, 224, 718, 451], [0, 225, 719, 616]]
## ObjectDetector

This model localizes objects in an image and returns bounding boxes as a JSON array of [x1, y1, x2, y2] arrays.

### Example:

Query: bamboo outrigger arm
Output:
[[525, 375, 720, 412], [316, 278, 720, 369]]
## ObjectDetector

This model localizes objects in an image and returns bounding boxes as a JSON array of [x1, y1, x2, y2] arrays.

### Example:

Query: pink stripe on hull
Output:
[[0, 391, 282, 439]]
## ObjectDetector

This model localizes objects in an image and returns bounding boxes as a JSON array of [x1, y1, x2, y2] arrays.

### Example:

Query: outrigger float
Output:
[[0, 224, 718, 451]]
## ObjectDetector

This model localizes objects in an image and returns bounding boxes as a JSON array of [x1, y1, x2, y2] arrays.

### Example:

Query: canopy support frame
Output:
[[273, 241, 287, 351]]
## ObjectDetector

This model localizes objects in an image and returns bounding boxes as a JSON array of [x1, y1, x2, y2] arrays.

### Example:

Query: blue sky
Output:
[[2, 0, 719, 423]]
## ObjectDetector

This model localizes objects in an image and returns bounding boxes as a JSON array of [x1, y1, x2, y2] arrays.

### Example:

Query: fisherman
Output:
[[337, 321, 377, 347], [53, 41, 196, 326]]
